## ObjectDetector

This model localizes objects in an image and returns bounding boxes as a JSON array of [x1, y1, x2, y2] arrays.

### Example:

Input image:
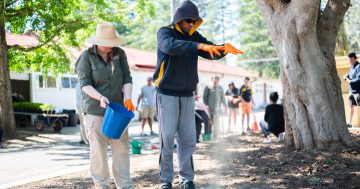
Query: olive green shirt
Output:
[[76, 46, 132, 116]]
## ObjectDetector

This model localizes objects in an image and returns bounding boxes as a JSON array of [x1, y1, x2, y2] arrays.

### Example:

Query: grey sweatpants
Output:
[[156, 93, 196, 183]]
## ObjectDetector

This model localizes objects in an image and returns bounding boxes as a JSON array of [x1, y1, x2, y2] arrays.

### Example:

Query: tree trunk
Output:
[[0, 3, 17, 139], [335, 23, 349, 56], [256, 0, 359, 150]]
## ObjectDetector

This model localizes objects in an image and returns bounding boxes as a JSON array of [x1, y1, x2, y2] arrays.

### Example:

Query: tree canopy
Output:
[[6, 0, 154, 75], [1, 0, 154, 138], [344, 0, 360, 53]]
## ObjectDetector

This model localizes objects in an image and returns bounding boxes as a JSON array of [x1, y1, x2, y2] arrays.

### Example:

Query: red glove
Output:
[[224, 43, 245, 55], [199, 44, 225, 59], [124, 100, 135, 112]]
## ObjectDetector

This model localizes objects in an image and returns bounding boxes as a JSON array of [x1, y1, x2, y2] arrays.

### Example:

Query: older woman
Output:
[[76, 22, 134, 189]]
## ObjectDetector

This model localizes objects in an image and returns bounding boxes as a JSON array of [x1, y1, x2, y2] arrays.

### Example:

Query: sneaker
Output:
[[263, 138, 271, 144], [150, 131, 158, 136], [140, 132, 147, 137], [278, 133, 284, 143], [79, 140, 86, 145], [347, 123, 352, 128], [160, 182, 172, 189], [181, 181, 195, 189]]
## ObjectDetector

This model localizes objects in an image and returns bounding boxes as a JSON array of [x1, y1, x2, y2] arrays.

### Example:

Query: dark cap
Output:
[[348, 52, 358, 59]]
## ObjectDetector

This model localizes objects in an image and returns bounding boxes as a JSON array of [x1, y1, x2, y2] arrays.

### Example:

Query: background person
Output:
[[203, 76, 226, 139], [136, 76, 157, 136], [225, 82, 239, 133], [75, 82, 89, 145], [195, 95, 210, 143], [259, 92, 285, 144], [239, 77, 255, 134], [344, 52, 360, 127]]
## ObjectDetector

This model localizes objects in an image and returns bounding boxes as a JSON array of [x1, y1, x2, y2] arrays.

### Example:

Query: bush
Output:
[[13, 102, 54, 113]]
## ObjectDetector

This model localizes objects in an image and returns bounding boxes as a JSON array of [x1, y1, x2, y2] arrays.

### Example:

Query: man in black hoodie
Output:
[[153, 1, 244, 189]]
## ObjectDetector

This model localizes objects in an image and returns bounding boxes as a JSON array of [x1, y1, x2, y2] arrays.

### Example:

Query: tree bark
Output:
[[0, 2, 17, 139], [256, 0, 359, 150]]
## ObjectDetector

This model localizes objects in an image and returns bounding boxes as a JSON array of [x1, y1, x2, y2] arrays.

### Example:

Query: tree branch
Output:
[[317, 0, 351, 56], [8, 18, 93, 52], [4, 0, 17, 8], [5, 6, 34, 18]]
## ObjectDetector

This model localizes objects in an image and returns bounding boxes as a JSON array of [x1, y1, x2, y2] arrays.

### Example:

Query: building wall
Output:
[[30, 73, 78, 112]]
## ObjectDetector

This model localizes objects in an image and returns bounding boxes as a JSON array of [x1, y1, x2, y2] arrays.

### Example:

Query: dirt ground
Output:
[[12, 130, 360, 189]]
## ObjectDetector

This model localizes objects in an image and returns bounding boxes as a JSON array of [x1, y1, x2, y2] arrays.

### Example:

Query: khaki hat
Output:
[[85, 22, 125, 47]]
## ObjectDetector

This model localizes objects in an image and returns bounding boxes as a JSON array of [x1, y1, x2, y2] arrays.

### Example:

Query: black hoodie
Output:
[[153, 0, 225, 97]]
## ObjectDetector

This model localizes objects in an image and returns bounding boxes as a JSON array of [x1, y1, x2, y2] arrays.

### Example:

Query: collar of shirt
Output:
[[90, 45, 114, 64], [352, 61, 359, 68]]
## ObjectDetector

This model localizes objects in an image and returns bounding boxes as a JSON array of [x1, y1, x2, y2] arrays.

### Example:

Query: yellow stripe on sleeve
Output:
[[154, 61, 165, 87]]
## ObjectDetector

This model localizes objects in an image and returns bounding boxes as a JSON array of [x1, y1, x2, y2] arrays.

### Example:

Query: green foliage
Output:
[[4, 0, 154, 75], [335, 24, 350, 56], [9, 43, 71, 75], [344, 0, 360, 53], [125, 0, 169, 51], [13, 102, 53, 111], [236, 0, 279, 78]]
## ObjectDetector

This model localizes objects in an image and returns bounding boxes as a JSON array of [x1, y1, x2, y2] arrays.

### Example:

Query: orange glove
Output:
[[199, 44, 225, 59], [224, 43, 245, 55], [124, 100, 135, 112]]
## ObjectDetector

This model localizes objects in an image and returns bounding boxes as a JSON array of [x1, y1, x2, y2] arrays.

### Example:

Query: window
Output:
[[61, 77, 78, 89], [61, 77, 70, 88], [38, 75, 57, 88]]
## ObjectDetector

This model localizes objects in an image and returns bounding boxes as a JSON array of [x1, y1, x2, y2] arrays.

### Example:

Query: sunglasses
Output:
[[184, 19, 197, 24]]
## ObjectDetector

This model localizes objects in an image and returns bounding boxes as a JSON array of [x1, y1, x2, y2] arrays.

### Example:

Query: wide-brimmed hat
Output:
[[85, 22, 125, 47]]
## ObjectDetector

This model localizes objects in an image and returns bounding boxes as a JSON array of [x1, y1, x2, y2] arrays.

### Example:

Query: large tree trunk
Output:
[[256, 0, 359, 150], [0, 3, 17, 139]]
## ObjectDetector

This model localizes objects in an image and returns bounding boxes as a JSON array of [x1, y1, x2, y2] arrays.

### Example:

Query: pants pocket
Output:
[[84, 116, 94, 142]]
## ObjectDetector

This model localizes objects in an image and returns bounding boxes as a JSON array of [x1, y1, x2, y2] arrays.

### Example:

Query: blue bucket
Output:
[[101, 102, 135, 139]]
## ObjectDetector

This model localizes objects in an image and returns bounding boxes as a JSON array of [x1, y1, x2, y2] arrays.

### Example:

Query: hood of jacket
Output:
[[172, 0, 203, 36]]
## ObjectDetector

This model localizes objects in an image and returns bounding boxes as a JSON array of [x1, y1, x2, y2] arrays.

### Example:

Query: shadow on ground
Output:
[[193, 131, 360, 189]]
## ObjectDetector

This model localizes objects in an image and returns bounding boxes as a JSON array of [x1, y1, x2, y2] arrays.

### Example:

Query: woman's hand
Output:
[[99, 96, 110, 108]]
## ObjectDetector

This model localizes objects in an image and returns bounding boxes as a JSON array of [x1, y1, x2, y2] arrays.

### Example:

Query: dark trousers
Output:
[[259, 121, 270, 137], [195, 110, 209, 142], [0, 127, 3, 142]]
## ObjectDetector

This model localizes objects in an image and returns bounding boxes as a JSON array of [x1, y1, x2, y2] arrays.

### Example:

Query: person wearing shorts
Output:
[[137, 76, 157, 136], [344, 52, 360, 127], [239, 77, 255, 134], [225, 82, 239, 133]]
